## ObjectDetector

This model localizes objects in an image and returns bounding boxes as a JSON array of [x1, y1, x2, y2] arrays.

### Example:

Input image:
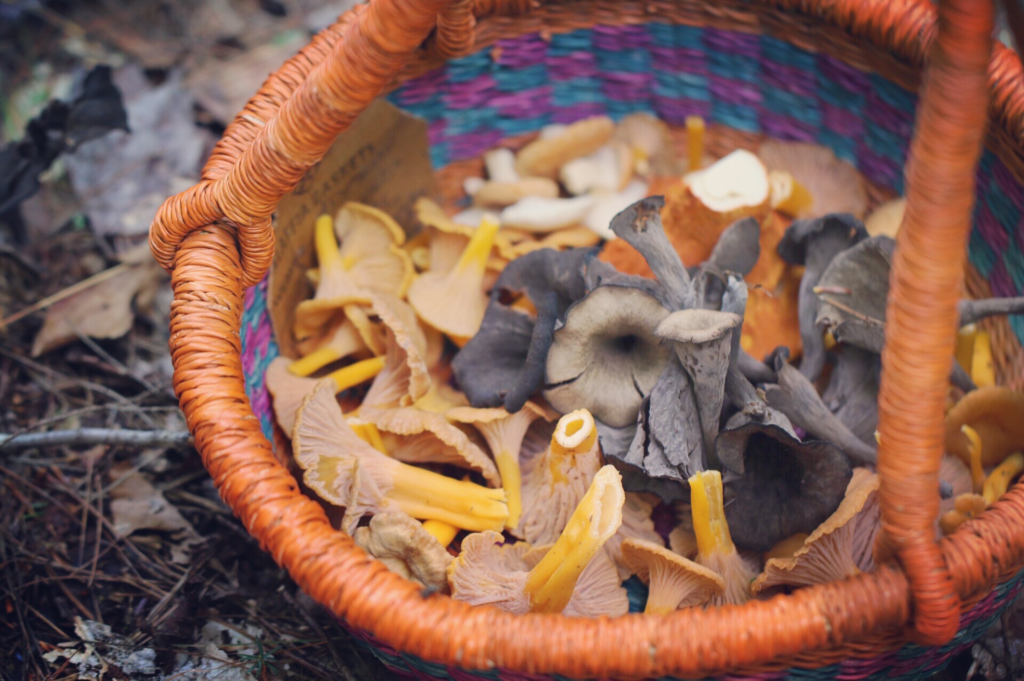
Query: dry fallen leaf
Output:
[[31, 243, 165, 357], [108, 463, 202, 564]]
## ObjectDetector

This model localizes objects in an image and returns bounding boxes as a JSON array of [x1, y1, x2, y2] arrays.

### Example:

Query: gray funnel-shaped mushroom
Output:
[[655, 309, 742, 455]]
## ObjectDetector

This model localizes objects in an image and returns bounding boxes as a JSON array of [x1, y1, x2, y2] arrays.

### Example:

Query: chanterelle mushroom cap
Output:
[[946, 387, 1024, 467], [621, 538, 724, 613], [448, 465, 628, 616], [777, 213, 868, 381], [752, 469, 878, 593], [292, 381, 507, 534], [408, 214, 500, 344], [447, 402, 549, 532], [688, 470, 758, 606], [353, 513, 453, 593], [544, 284, 672, 428], [360, 294, 431, 412], [358, 305, 498, 487], [266, 355, 385, 435], [758, 140, 868, 219], [294, 205, 413, 341], [716, 420, 853, 552]]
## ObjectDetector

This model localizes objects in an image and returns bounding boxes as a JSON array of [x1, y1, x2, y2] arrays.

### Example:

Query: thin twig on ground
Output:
[[0, 428, 192, 452]]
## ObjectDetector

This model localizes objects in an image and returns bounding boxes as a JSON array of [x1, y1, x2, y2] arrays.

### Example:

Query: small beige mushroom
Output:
[[484, 147, 520, 183], [685, 149, 770, 215], [353, 513, 453, 593], [583, 179, 649, 240], [515, 116, 615, 179], [499, 195, 595, 233], [758, 140, 868, 219], [752, 469, 879, 593], [447, 465, 628, 616], [865, 196, 905, 238], [612, 112, 681, 177], [473, 177, 560, 208], [621, 538, 724, 613], [559, 142, 633, 195], [463, 176, 486, 197], [768, 170, 813, 217], [292, 380, 507, 534]]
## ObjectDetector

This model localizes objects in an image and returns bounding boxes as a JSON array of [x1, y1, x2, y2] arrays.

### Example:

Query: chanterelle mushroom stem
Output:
[[688, 470, 755, 605], [984, 452, 1024, 505], [422, 520, 459, 547], [524, 465, 625, 613], [689, 470, 732, 556], [963, 425, 985, 494]]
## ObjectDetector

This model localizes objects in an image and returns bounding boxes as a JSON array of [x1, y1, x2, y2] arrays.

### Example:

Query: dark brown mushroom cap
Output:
[[763, 354, 877, 467], [696, 217, 761, 310], [716, 421, 853, 552], [453, 297, 556, 411], [777, 213, 867, 382], [607, 360, 702, 503], [544, 284, 672, 428], [814, 235, 895, 345], [657, 309, 742, 460], [821, 345, 880, 446], [777, 213, 868, 266], [454, 248, 627, 413]]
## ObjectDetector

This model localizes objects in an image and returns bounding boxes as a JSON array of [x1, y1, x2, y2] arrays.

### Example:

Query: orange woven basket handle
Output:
[[147, 0, 1024, 674], [876, 0, 994, 644], [149, 0, 469, 287]]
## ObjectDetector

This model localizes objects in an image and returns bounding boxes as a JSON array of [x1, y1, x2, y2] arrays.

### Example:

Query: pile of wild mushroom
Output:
[[269, 122, 1024, 616]]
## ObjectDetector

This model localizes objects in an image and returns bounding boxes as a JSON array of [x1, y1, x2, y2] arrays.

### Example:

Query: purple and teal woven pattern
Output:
[[390, 25, 917, 191], [335, 568, 1024, 681], [241, 277, 279, 442]]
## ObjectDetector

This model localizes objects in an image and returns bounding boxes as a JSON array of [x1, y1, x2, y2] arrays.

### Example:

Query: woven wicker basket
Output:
[[150, 0, 1024, 677]]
